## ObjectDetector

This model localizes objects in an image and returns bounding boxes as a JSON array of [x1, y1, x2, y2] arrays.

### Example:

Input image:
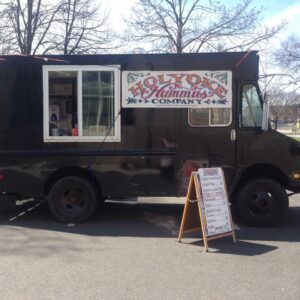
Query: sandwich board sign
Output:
[[178, 168, 236, 252]]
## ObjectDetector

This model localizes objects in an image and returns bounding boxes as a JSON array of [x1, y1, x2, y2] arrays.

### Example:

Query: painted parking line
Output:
[[8, 202, 41, 222], [6, 202, 76, 227]]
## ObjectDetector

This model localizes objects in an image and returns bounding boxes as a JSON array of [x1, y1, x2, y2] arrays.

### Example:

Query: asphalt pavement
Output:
[[0, 195, 300, 300]]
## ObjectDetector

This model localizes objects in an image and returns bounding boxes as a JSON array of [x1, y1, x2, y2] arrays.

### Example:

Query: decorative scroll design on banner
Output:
[[122, 70, 232, 108]]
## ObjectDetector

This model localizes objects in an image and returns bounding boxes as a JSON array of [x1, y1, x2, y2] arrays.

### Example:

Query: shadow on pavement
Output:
[[0, 200, 183, 238], [0, 198, 300, 256], [180, 239, 278, 256]]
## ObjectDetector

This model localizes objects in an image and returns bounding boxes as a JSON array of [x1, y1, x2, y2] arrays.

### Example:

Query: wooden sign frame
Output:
[[178, 170, 236, 252]]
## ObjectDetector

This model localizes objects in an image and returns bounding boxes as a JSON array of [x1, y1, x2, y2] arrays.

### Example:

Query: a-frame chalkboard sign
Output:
[[178, 168, 236, 252]]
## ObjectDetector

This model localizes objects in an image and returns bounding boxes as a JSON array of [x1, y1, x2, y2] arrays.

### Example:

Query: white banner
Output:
[[122, 70, 232, 108]]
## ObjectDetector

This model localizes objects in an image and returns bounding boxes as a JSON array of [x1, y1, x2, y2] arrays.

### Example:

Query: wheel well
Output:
[[234, 164, 289, 194], [43, 166, 102, 197]]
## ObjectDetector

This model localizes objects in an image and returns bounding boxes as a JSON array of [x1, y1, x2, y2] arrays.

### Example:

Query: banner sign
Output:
[[198, 168, 232, 237], [122, 70, 232, 108]]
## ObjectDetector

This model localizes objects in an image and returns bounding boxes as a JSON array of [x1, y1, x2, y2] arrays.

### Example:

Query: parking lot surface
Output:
[[0, 195, 300, 300]]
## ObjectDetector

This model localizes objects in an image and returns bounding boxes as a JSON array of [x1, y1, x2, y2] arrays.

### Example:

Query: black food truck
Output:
[[0, 51, 299, 226]]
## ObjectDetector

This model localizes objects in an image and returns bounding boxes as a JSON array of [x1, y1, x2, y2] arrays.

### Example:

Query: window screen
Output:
[[82, 71, 115, 137]]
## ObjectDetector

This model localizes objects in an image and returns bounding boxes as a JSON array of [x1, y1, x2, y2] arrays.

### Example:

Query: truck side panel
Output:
[[0, 53, 258, 199]]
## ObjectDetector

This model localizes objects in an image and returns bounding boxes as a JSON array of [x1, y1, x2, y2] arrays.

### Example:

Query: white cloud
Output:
[[265, 2, 300, 39], [103, 0, 137, 31]]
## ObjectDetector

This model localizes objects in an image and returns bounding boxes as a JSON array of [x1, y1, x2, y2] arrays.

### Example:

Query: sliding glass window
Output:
[[43, 66, 120, 142]]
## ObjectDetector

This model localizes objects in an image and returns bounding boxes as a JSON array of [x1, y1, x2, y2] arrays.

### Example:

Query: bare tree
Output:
[[0, 11, 16, 54], [0, 0, 115, 55], [0, 0, 62, 54], [274, 35, 300, 91], [51, 0, 115, 54], [124, 0, 284, 53], [268, 88, 300, 129]]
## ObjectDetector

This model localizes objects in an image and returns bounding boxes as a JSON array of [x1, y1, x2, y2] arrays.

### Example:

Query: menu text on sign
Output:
[[198, 168, 232, 236]]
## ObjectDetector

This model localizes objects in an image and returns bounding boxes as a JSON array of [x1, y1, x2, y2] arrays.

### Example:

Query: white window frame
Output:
[[43, 65, 121, 142], [188, 108, 232, 127]]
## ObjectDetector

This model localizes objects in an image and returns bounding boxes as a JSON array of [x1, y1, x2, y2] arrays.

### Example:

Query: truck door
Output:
[[234, 82, 291, 227], [178, 105, 236, 195], [236, 82, 264, 168]]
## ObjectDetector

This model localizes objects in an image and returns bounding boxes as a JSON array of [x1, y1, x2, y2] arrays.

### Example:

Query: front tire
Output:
[[48, 176, 99, 223], [234, 178, 288, 227]]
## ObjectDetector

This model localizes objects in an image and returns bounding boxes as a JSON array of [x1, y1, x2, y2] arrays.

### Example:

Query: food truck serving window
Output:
[[43, 65, 120, 142]]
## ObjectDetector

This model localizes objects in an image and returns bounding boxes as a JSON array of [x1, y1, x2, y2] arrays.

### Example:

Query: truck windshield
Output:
[[241, 84, 263, 128]]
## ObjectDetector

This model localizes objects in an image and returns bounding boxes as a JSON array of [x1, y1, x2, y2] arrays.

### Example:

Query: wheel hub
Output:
[[250, 191, 275, 215], [59, 188, 85, 214], [67, 193, 80, 205]]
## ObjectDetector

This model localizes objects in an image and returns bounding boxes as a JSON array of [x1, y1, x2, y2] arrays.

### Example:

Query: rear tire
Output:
[[48, 176, 99, 223], [234, 178, 288, 227]]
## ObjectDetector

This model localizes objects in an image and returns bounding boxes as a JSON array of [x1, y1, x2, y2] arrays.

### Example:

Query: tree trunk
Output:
[[26, 0, 33, 54]]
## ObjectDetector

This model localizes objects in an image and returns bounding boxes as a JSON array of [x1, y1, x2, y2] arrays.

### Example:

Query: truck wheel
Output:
[[234, 178, 288, 227], [48, 176, 99, 223]]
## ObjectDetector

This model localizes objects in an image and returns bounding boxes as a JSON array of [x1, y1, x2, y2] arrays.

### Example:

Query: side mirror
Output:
[[262, 93, 269, 132]]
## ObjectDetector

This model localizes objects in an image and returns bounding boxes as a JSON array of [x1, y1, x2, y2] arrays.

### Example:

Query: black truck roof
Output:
[[0, 51, 259, 80]]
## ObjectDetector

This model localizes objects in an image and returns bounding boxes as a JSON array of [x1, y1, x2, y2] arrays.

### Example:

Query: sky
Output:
[[258, 0, 300, 18], [262, 0, 300, 35], [101, 0, 300, 78], [103, 0, 300, 38]]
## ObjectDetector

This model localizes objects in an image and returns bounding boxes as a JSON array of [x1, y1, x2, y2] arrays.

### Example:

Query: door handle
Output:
[[231, 129, 236, 141]]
